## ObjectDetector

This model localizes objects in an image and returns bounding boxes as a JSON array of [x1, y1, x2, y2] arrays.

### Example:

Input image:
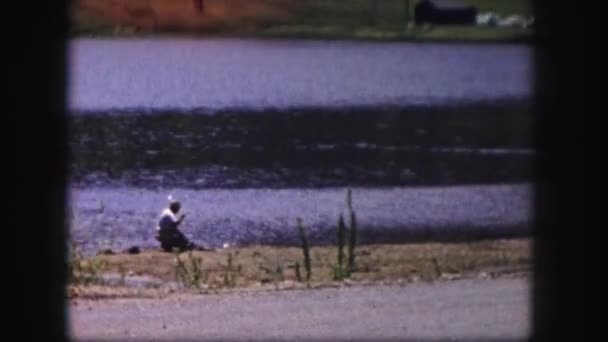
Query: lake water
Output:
[[68, 38, 534, 254], [69, 38, 532, 112]]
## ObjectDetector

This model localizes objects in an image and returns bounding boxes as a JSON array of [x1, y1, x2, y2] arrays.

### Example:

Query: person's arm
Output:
[[175, 213, 186, 226], [162, 212, 186, 229]]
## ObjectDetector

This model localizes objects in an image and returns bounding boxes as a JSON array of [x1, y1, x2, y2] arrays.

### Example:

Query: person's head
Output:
[[169, 201, 181, 214]]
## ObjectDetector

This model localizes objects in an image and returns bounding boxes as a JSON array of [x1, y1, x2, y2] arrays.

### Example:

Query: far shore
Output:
[[71, 0, 533, 43], [70, 25, 534, 44]]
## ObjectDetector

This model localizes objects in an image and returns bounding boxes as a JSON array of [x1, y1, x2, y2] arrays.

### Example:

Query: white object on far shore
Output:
[[476, 12, 534, 29]]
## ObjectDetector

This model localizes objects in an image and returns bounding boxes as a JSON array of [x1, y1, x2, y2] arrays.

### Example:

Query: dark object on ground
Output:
[[96, 248, 115, 256], [127, 246, 140, 254], [414, 0, 477, 25], [195, 246, 216, 252]]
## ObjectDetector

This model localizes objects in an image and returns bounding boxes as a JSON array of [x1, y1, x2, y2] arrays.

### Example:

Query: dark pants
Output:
[[156, 228, 196, 252]]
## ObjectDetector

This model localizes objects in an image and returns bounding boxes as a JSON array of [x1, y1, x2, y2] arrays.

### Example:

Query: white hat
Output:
[[168, 195, 180, 205]]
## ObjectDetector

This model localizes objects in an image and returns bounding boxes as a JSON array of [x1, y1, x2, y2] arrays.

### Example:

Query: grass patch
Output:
[[69, 238, 532, 298], [69, 241, 107, 286], [297, 218, 312, 282], [174, 249, 207, 289]]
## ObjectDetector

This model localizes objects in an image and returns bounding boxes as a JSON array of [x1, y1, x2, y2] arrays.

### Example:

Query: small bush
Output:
[[68, 240, 106, 285], [222, 252, 241, 287], [347, 188, 358, 274], [334, 214, 348, 281], [297, 218, 312, 282], [174, 250, 206, 289]]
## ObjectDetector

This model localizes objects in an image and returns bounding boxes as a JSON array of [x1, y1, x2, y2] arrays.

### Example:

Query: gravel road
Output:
[[69, 276, 530, 340]]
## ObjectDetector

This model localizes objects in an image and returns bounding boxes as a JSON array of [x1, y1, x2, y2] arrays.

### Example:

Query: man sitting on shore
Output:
[[155, 196, 199, 252]]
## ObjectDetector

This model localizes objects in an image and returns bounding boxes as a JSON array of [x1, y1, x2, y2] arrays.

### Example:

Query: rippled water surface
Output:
[[68, 38, 534, 254], [69, 38, 532, 112]]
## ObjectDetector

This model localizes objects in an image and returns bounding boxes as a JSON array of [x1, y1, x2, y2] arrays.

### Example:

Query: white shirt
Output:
[[157, 208, 179, 232]]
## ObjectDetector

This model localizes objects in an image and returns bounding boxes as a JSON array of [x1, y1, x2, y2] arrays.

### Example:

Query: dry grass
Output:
[[69, 238, 531, 300], [68, 285, 164, 300]]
